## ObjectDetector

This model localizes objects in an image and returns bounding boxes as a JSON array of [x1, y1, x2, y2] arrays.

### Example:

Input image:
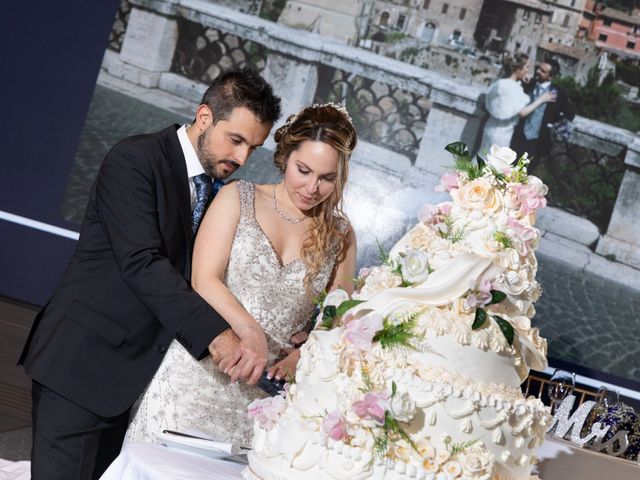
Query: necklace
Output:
[[273, 185, 306, 224]]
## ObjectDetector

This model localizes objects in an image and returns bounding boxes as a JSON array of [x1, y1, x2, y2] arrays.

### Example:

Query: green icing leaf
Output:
[[472, 308, 487, 330], [493, 315, 514, 345], [445, 141, 469, 158], [321, 305, 336, 329], [476, 154, 486, 170], [489, 290, 507, 305], [336, 299, 365, 317]]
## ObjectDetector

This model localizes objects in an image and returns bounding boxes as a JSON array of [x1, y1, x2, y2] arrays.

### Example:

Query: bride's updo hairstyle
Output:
[[273, 103, 357, 295], [501, 51, 529, 78]]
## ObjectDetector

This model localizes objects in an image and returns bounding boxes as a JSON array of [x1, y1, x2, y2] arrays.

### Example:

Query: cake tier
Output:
[[249, 328, 550, 480]]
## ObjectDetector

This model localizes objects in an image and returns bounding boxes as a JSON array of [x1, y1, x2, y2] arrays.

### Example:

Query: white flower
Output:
[[400, 249, 430, 284], [354, 265, 402, 300], [486, 145, 517, 171], [389, 391, 416, 422], [443, 460, 462, 478], [460, 448, 494, 477], [526, 175, 549, 196], [323, 289, 350, 308]]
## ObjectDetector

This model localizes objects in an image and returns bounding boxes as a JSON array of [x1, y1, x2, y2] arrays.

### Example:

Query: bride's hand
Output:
[[267, 349, 301, 382], [231, 325, 269, 385]]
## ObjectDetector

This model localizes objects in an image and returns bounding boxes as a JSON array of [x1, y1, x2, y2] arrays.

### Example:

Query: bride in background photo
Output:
[[124, 103, 358, 447], [479, 52, 556, 155]]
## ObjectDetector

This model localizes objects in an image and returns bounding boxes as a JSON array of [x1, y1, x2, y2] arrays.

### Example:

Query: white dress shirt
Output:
[[177, 124, 206, 210]]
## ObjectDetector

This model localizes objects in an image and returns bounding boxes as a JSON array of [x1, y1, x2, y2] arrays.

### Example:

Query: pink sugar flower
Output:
[[247, 395, 286, 430], [437, 201, 453, 215], [358, 267, 372, 278], [512, 184, 547, 215], [435, 172, 460, 192], [419, 204, 437, 224], [506, 217, 536, 242], [322, 410, 347, 441], [344, 311, 384, 351], [352, 391, 389, 424], [464, 279, 493, 309]]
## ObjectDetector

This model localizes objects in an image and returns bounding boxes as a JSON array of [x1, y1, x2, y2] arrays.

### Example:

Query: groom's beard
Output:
[[197, 127, 240, 180]]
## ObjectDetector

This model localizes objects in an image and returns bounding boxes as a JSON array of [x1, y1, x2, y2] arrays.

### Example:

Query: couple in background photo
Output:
[[19, 67, 357, 480], [480, 52, 575, 163]]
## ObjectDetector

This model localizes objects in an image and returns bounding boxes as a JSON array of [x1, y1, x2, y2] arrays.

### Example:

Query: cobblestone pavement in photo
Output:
[[61, 85, 640, 385], [535, 254, 640, 383]]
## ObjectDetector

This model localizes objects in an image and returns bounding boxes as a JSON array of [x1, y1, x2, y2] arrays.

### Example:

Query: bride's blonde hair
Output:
[[273, 104, 357, 295]]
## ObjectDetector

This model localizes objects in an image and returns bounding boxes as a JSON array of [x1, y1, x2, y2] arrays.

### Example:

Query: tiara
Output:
[[284, 102, 353, 129]]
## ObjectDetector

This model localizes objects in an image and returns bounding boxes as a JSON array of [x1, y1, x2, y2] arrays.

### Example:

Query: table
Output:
[[100, 443, 246, 480], [101, 437, 640, 480]]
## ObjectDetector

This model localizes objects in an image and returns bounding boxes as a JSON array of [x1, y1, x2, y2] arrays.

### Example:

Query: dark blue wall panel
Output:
[[0, 1, 120, 305]]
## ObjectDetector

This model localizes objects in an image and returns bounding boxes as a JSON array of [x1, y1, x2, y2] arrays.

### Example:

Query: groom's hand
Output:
[[209, 328, 241, 374], [231, 325, 269, 385]]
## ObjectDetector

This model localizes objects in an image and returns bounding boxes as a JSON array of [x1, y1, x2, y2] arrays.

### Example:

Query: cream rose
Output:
[[400, 249, 430, 285], [455, 178, 502, 213], [353, 265, 401, 300], [486, 145, 517, 171], [461, 449, 494, 477]]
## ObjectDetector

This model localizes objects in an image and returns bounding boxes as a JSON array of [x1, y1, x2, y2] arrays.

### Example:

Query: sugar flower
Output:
[[352, 391, 389, 424], [344, 311, 384, 351], [435, 172, 460, 192], [400, 249, 430, 285], [486, 145, 517, 172], [322, 410, 346, 441], [247, 395, 286, 430]]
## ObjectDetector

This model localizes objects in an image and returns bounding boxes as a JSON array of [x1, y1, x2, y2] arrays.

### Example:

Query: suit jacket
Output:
[[513, 80, 576, 156], [20, 125, 229, 417]]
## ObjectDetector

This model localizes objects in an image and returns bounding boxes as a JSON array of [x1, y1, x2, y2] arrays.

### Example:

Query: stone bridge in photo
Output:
[[101, 0, 640, 284]]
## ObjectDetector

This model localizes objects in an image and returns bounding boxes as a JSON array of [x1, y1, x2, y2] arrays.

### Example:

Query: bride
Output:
[[125, 103, 358, 446]]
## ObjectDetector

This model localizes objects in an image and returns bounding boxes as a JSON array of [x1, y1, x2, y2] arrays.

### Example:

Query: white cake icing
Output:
[[245, 145, 552, 480]]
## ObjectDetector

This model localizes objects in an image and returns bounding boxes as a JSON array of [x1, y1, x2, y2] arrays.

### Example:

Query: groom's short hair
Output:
[[200, 68, 281, 125]]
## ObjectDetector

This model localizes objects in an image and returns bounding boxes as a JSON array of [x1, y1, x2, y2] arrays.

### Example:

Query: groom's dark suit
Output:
[[20, 124, 228, 477]]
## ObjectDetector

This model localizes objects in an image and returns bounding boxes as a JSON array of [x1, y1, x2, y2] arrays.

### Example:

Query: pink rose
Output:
[[344, 311, 384, 351], [435, 172, 460, 192], [352, 391, 389, 424], [322, 410, 346, 441]]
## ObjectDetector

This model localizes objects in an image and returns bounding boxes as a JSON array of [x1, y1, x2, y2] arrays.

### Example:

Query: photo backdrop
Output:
[[1, 0, 638, 399]]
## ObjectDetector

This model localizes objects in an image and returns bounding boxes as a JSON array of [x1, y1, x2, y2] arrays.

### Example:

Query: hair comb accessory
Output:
[[284, 102, 353, 131]]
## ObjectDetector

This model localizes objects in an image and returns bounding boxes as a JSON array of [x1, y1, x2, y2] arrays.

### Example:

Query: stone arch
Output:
[[380, 11, 390, 27], [421, 21, 437, 43]]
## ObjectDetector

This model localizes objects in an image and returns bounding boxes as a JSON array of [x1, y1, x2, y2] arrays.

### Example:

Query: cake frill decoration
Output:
[[244, 143, 552, 480]]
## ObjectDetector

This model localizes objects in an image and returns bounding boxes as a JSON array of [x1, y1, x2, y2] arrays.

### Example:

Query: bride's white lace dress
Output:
[[479, 78, 530, 154], [125, 180, 340, 446]]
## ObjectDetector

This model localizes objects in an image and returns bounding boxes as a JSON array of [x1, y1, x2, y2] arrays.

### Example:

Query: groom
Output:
[[19, 68, 281, 479]]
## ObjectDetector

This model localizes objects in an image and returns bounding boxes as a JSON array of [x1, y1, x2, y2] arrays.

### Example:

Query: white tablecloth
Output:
[[99, 437, 640, 480], [0, 460, 30, 480], [100, 443, 246, 479]]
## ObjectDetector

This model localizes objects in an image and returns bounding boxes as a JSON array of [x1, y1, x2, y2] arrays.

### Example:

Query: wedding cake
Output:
[[244, 144, 552, 480]]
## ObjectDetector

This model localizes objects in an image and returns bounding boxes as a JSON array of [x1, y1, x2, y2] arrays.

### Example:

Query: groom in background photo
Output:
[[511, 59, 575, 163], [19, 68, 281, 480]]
